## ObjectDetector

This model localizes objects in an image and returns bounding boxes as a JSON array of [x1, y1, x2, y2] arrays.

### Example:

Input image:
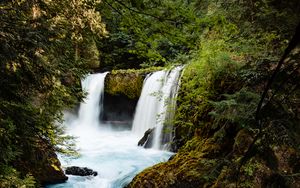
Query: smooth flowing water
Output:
[[131, 70, 166, 138], [131, 67, 183, 149], [153, 66, 183, 149], [48, 73, 172, 188]]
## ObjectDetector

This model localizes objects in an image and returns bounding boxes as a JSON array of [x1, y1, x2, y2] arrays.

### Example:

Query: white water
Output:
[[77, 73, 107, 129], [131, 70, 166, 138], [131, 67, 183, 149], [153, 66, 183, 149], [48, 73, 172, 188]]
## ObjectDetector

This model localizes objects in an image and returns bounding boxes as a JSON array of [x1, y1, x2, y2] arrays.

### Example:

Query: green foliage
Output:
[[0, 165, 36, 188], [0, 0, 106, 184], [173, 35, 242, 144], [209, 89, 260, 129], [97, 0, 299, 70], [97, 0, 202, 69], [172, 0, 299, 146]]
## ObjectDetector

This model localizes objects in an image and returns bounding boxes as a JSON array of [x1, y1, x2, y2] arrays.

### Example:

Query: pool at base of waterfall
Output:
[[47, 124, 173, 188], [46, 71, 181, 188]]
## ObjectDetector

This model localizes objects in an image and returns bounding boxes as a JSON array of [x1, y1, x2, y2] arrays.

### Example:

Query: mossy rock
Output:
[[105, 72, 144, 99], [128, 135, 228, 188], [13, 138, 68, 185], [128, 149, 221, 188], [105, 67, 163, 99]]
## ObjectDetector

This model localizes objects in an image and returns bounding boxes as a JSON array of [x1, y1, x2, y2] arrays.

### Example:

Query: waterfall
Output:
[[77, 73, 108, 128], [69, 72, 108, 150], [152, 66, 183, 149], [48, 72, 172, 188], [131, 70, 166, 137], [131, 66, 183, 149]]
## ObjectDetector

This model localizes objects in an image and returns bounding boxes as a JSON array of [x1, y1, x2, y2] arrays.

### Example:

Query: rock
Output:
[[233, 129, 254, 155], [105, 72, 144, 99], [138, 128, 155, 148], [13, 138, 68, 185], [102, 92, 138, 122], [65, 166, 98, 176]]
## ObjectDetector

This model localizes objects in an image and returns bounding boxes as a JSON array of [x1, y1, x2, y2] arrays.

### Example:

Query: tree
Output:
[[97, 0, 202, 69], [0, 0, 106, 185]]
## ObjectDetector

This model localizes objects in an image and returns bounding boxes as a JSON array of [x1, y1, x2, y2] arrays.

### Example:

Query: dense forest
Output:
[[0, 0, 299, 187]]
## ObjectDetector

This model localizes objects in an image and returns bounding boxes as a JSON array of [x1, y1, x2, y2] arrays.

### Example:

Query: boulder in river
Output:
[[65, 166, 98, 176], [138, 128, 155, 148]]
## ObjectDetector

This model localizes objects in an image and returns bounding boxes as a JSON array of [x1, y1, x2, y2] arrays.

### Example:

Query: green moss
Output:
[[129, 134, 228, 187], [105, 67, 165, 99], [110, 67, 164, 75], [105, 72, 143, 99]]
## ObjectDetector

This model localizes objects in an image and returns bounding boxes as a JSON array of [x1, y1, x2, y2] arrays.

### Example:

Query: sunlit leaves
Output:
[[0, 0, 106, 184]]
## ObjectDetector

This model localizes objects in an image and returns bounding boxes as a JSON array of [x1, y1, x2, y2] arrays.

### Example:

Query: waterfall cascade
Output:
[[131, 70, 166, 137], [48, 72, 172, 188], [68, 73, 108, 150], [131, 66, 183, 149], [78, 73, 108, 128], [153, 66, 183, 149]]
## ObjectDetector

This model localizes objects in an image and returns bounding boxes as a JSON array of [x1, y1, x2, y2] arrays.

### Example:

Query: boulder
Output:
[[138, 128, 155, 148], [13, 138, 68, 185], [65, 166, 98, 176]]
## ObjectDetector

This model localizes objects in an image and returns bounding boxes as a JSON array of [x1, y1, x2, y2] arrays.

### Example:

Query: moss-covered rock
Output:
[[129, 126, 300, 188], [128, 125, 237, 188], [14, 138, 68, 185], [102, 67, 165, 122], [104, 67, 163, 99], [128, 42, 300, 187], [105, 72, 144, 99]]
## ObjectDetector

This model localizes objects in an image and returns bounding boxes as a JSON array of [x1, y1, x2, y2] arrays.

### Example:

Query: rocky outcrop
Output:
[[102, 71, 144, 123], [138, 128, 155, 148], [65, 166, 98, 176], [102, 68, 163, 123], [128, 126, 300, 188], [105, 71, 145, 100], [13, 138, 68, 185]]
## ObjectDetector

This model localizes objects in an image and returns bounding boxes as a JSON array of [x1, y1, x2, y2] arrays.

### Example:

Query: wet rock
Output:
[[138, 128, 155, 148], [65, 166, 98, 176]]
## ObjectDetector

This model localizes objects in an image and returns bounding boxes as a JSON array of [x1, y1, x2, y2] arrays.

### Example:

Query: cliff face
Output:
[[102, 68, 163, 123], [105, 71, 145, 100], [102, 71, 144, 124]]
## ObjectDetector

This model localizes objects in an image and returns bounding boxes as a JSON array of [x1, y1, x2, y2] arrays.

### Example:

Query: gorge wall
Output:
[[101, 68, 163, 125], [102, 70, 144, 125]]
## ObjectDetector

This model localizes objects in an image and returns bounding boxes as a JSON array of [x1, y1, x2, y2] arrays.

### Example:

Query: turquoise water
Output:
[[47, 126, 172, 188]]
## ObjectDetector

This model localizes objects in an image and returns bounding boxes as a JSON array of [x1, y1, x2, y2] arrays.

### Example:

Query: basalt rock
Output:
[[65, 166, 98, 176], [104, 71, 144, 100], [138, 128, 155, 148]]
